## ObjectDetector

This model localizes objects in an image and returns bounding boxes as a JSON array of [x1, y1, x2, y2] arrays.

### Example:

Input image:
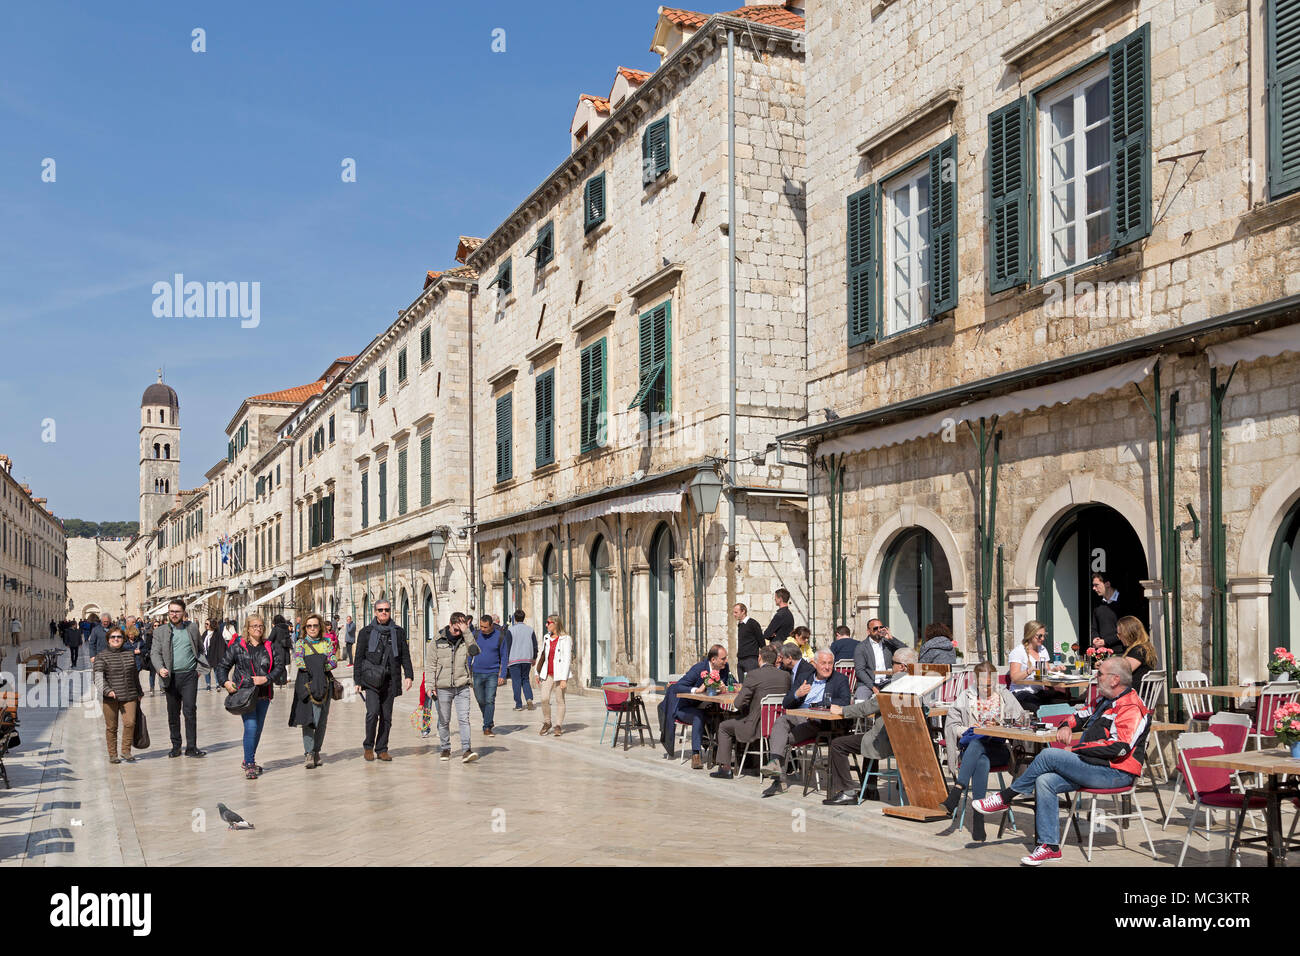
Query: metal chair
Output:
[[1064, 779, 1159, 862], [598, 677, 630, 745], [1138, 671, 1169, 780], [736, 695, 785, 784], [1173, 731, 1269, 867], [834, 660, 856, 696], [1175, 670, 1213, 721], [1248, 681, 1299, 751]]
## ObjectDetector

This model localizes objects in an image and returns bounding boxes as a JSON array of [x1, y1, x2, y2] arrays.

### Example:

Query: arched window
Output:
[[147, 409, 151, 423], [542, 545, 559, 622], [649, 523, 676, 680], [163, 444, 170, 460], [1269, 497, 1300, 651], [153, 443, 160, 459], [160, 409, 166, 424], [589, 536, 612, 683], [879, 528, 953, 647], [423, 588, 435, 644], [401, 590, 411, 637]]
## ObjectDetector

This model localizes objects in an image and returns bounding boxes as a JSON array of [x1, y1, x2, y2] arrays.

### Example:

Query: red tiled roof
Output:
[[425, 266, 478, 288], [579, 93, 611, 113], [456, 236, 483, 264], [336, 355, 358, 363], [617, 66, 652, 83], [660, 5, 804, 31], [660, 7, 708, 28], [245, 380, 327, 405]]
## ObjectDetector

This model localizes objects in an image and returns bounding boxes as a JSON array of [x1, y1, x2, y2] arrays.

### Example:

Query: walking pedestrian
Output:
[[217, 615, 284, 779], [87, 613, 110, 664], [344, 615, 355, 665], [139, 623, 157, 695], [469, 614, 507, 737], [150, 599, 206, 758], [427, 612, 479, 762], [288, 613, 338, 769], [62, 619, 83, 668], [355, 601, 413, 762], [532, 615, 573, 738], [200, 619, 221, 690], [504, 610, 536, 712], [93, 626, 141, 764], [269, 615, 293, 686]]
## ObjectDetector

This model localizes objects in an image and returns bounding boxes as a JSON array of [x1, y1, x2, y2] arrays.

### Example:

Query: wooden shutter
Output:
[[378, 460, 387, 521], [1109, 24, 1151, 248], [398, 349, 407, 382], [420, 327, 431, 364], [584, 173, 606, 233], [526, 222, 554, 268], [496, 393, 513, 482], [324, 495, 334, 542], [928, 136, 958, 315], [397, 447, 408, 515], [846, 184, 879, 346], [1269, 0, 1300, 197], [360, 471, 369, 528], [987, 98, 1029, 292], [420, 435, 431, 507], [580, 340, 605, 452], [535, 370, 554, 467], [643, 117, 670, 183]]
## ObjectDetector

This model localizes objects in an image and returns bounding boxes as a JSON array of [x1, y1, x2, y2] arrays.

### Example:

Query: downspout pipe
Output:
[[727, 30, 738, 631], [467, 285, 477, 617]]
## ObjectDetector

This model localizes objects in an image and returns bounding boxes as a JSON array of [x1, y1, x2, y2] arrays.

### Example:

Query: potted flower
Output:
[[700, 669, 727, 696], [1271, 701, 1300, 759], [1086, 646, 1114, 670], [1267, 647, 1300, 681]]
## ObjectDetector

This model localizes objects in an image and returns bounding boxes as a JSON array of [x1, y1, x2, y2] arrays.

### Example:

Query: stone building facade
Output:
[[467, 6, 809, 687], [781, 0, 1300, 688], [66, 537, 127, 620], [0, 454, 67, 647]]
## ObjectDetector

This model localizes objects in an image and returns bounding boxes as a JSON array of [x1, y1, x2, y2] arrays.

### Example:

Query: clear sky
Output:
[[0, 0, 659, 522]]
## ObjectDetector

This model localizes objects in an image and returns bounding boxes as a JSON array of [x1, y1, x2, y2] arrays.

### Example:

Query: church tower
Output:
[[140, 371, 181, 532]]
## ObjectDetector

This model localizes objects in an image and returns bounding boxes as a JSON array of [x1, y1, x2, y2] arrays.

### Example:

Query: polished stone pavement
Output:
[[0, 647, 1266, 867]]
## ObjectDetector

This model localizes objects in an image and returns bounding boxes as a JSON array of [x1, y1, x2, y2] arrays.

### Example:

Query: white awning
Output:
[[816, 357, 1155, 458], [190, 589, 223, 608], [1205, 324, 1300, 368], [245, 577, 304, 611], [144, 599, 174, 617], [476, 515, 564, 543], [346, 556, 383, 572], [564, 486, 686, 525]]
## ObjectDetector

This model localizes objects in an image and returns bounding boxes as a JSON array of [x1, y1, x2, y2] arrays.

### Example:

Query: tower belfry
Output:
[[139, 372, 181, 532]]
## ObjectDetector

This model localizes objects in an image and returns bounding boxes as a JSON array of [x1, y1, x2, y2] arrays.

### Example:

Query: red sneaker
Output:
[[1020, 845, 1062, 866], [972, 793, 1008, 814]]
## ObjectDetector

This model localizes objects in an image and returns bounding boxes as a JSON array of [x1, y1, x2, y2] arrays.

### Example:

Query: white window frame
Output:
[[883, 163, 932, 337], [1038, 64, 1112, 277]]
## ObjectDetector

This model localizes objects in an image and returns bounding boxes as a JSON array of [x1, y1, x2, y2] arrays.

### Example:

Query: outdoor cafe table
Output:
[[674, 690, 739, 765], [1189, 748, 1300, 866], [785, 708, 847, 795], [1170, 685, 1263, 700], [606, 684, 657, 751]]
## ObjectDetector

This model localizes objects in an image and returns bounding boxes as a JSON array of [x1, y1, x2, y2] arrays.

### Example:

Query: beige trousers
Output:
[[539, 676, 566, 726], [103, 698, 138, 758]]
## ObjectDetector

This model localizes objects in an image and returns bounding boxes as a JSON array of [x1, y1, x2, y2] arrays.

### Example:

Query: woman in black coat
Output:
[[270, 615, 293, 686], [287, 613, 338, 769], [216, 615, 286, 779]]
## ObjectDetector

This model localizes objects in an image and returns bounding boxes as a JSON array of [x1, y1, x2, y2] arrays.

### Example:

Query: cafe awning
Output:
[[245, 577, 304, 611]]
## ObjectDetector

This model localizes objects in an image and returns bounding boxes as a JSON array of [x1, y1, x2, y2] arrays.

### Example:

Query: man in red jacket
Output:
[[972, 657, 1151, 866]]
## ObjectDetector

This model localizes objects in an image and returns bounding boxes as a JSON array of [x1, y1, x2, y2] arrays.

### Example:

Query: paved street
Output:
[[0, 648, 1260, 867]]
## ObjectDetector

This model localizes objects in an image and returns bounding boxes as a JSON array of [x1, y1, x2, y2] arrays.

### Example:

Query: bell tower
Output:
[[140, 370, 181, 532]]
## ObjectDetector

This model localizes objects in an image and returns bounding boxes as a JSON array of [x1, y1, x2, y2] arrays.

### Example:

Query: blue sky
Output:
[[0, 0, 659, 521]]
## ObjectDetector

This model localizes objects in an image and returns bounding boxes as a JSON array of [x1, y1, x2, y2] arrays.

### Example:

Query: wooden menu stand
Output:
[[875, 674, 948, 822]]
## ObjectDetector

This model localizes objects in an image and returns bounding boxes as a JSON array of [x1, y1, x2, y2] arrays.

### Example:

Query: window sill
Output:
[[494, 478, 517, 489], [642, 171, 677, 200], [851, 313, 953, 360], [534, 262, 559, 283], [532, 461, 559, 477], [583, 222, 612, 246], [1241, 189, 1300, 235], [1016, 247, 1142, 306]]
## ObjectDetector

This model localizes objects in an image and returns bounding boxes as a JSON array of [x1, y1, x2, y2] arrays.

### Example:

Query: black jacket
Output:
[[203, 630, 226, 672], [1091, 601, 1121, 650], [269, 623, 293, 684], [356, 623, 414, 696], [736, 618, 764, 660], [783, 663, 851, 710], [216, 637, 284, 701], [762, 606, 794, 644]]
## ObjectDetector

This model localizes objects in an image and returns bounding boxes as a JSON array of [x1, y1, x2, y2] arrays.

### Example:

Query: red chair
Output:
[[737, 695, 785, 785], [1248, 681, 1299, 751], [1174, 732, 1269, 866], [834, 660, 856, 696]]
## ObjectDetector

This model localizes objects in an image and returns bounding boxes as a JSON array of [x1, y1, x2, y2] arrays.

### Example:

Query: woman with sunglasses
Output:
[[289, 613, 339, 768], [93, 626, 142, 764], [217, 615, 285, 779]]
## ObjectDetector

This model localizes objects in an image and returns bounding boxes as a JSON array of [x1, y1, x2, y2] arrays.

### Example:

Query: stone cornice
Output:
[[856, 87, 961, 166], [628, 262, 684, 302], [1002, 0, 1135, 70]]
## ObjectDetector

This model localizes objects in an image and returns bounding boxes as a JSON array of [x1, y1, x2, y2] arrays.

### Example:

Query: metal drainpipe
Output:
[[467, 284, 477, 617], [727, 29, 737, 648]]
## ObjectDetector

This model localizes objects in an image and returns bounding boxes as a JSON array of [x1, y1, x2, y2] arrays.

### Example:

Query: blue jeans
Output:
[[472, 671, 499, 731], [956, 738, 1004, 800], [508, 663, 533, 706], [241, 697, 271, 765], [1009, 747, 1134, 846], [435, 685, 473, 752]]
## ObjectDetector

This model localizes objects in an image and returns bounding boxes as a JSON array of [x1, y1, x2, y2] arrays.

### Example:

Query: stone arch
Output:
[[1232, 458, 1300, 677], [1237, 458, 1300, 576], [632, 512, 683, 558], [1012, 475, 1157, 587], [573, 517, 617, 573], [858, 503, 968, 598]]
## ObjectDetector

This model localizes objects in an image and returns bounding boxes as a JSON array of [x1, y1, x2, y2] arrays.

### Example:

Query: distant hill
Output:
[[63, 519, 140, 539]]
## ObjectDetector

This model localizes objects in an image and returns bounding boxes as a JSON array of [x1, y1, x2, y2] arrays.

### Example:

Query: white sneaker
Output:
[[462, 750, 479, 763]]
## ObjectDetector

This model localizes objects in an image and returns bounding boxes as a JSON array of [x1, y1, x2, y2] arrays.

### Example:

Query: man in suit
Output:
[[659, 644, 733, 769], [823, 646, 918, 804], [1089, 574, 1122, 651], [733, 603, 765, 681], [852, 619, 907, 700], [829, 624, 859, 661], [762, 588, 795, 646], [761, 650, 852, 796], [355, 600, 414, 761], [709, 646, 791, 779]]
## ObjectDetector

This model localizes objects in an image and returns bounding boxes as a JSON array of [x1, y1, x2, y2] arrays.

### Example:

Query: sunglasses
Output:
[[376, 608, 391, 613]]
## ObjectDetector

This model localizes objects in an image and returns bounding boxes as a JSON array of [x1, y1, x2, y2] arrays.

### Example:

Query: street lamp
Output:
[[321, 559, 335, 582], [687, 467, 723, 658], [428, 530, 447, 564]]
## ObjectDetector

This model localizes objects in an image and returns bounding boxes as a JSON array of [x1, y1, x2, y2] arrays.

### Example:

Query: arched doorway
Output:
[[1038, 504, 1149, 655], [589, 536, 613, 684], [423, 587, 435, 643], [649, 523, 676, 680], [1268, 497, 1300, 650], [542, 546, 559, 622], [400, 590, 410, 637], [503, 551, 521, 623], [362, 594, 371, 624], [879, 528, 953, 646]]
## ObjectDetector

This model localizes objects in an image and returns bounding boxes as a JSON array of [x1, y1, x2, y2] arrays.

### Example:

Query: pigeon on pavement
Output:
[[217, 803, 254, 830]]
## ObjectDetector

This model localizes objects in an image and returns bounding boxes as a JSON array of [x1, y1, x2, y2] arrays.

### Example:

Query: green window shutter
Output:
[[928, 136, 959, 315], [360, 471, 369, 528], [325, 495, 334, 542], [846, 184, 879, 346], [378, 368, 387, 397], [643, 117, 670, 184], [580, 339, 606, 452], [630, 302, 671, 414], [496, 394, 513, 482], [420, 327, 432, 364], [395, 447, 405, 515], [398, 348, 407, 383], [420, 435, 431, 507], [1109, 23, 1151, 248], [987, 97, 1030, 292], [328, 415, 335, 443], [378, 460, 387, 521], [535, 369, 555, 467], [526, 221, 554, 269], [584, 173, 606, 233], [1269, 0, 1300, 198], [490, 258, 513, 295]]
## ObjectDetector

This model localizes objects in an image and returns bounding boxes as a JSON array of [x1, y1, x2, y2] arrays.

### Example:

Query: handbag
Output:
[[330, 675, 344, 701], [133, 707, 151, 750], [225, 679, 258, 715], [356, 638, 391, 691]]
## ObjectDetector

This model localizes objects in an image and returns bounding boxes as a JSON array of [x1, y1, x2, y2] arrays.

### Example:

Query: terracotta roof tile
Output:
[[617, 66, 652, 83], [245, 380, 327, 405], [579, 93, 611, 113], [660, 7, 709, 28], [456, 236, 483, 264], [425, 265, 479, 289], [660, 5, 805, 32], [336, 355, 358, 363]]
